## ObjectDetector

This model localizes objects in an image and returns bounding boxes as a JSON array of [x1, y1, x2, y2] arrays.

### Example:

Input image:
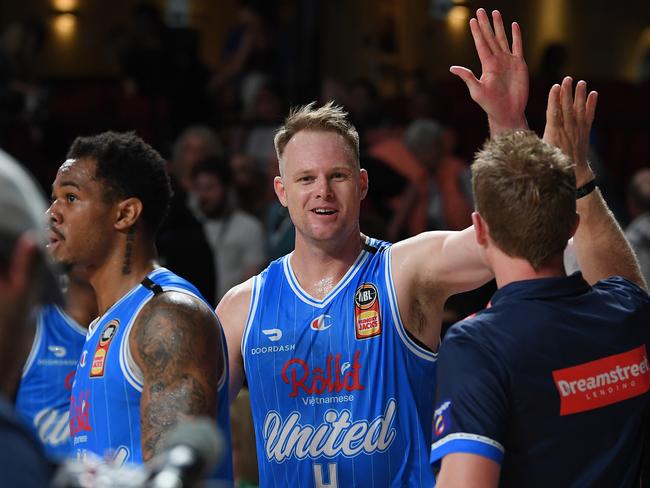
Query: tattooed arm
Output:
[[129, 291, 223, 461]]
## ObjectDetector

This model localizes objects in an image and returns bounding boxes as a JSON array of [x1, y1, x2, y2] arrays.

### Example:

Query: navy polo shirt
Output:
[[430, 273, 650, 487]]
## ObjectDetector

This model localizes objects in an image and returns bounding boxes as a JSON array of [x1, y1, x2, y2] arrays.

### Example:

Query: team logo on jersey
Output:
[[281, 351, 365, 397], [552, 344, 650, 415], [354, 283, 382, 340], [433, 400, 452, 437], [262, 328, 283, 342], [48, 345, 67, 358], [90, 319, 119, 378], [310, 314, 333, 331]]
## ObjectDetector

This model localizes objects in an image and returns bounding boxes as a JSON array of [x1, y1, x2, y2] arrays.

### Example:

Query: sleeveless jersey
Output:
[[15, 304, 87, 460], [69, 267, 233, 483], [243, 238, 437, 487]]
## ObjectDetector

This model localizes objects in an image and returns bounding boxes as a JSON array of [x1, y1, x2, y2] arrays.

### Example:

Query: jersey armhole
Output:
[[385, 247, 438, 363], [241, 275, 262, 373]]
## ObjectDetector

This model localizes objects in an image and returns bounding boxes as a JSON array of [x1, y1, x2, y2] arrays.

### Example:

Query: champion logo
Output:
[[262, 328, 283, 342], [310, 314, 333, 331], [48, 345, 66, 358]]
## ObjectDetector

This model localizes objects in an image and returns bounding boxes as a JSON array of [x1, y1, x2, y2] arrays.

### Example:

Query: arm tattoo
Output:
[[134, 293, 222, 460], [122, 227, 135, 275]]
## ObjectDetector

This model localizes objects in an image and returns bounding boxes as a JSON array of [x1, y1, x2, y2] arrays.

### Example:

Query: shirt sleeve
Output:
[[430, 323, 509, 467]]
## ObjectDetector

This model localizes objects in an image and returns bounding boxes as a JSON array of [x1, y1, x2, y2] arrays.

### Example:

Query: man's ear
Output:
[[274, 176, 288, 208], [114, 197, 144, 232], [359, 168, 369, 200], [472, 211, 489, 247]]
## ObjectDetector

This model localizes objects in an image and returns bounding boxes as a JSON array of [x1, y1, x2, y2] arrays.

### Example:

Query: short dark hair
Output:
[[66, 131, 172, 235], [191, 156, 232, 186]]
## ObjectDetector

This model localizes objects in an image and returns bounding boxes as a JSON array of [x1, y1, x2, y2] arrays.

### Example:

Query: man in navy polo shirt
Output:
[[430, 64, 650, 488]]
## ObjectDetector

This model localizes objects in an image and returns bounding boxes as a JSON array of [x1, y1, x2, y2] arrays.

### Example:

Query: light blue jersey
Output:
[[243, 238, 437, 487], [15, 304, 87, 460], [69, 267, 233, 483]]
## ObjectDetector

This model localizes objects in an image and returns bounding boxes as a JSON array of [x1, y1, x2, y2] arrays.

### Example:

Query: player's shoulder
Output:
[[216, 276, 256, 323]]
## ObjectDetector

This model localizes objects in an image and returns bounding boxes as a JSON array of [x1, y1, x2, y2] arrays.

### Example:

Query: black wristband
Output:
[[576, 179, 597, 199]]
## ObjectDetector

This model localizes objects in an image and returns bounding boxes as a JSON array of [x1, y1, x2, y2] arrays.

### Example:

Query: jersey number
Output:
[[314, 463, 338, 487]]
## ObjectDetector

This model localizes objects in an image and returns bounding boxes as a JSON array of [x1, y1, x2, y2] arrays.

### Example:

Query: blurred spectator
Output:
[[405, 118, 473, 230], [193, 157, 265, 303], [209, 1, 276, 107], [170, 125, 224, 193], [230, 152, 271, 219], [156, 126, 220, 305], [243, 80, 286, 166], [626, 168, 650, 285]]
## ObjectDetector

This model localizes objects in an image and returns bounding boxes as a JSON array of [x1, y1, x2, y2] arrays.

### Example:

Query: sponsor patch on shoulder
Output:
[[90, 319, 119, 378], [354, 283, 381, 340], [433, 400, 452, 438]]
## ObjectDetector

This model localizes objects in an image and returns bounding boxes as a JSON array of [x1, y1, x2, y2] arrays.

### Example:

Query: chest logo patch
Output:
[[90, 319, 120, 378], [354, 283, 381, 340]]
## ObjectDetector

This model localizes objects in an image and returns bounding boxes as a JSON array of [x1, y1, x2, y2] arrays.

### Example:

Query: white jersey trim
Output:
[[430, 432, 504, 453], [55, 305, 90, 336], [22, 313, 44, 377], [385, 247, 437, 363], [283, 246, 370, 308], [241, 274, 262, 372], [120, 283, 225, 393]]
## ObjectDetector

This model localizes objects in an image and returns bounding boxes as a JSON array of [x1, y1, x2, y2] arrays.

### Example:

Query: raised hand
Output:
[[450, 8, 529, 136], [542, 77, 598, 186]]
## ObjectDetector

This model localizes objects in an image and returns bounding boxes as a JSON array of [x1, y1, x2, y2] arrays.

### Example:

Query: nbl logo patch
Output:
[[90, 319, 119, 378], [354, 283, 381, 340]]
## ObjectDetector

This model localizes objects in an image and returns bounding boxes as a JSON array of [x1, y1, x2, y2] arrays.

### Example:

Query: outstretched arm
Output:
[[451, 8, 528, 136], [543, 77, 646, 290], [130, 292, 224, 461]]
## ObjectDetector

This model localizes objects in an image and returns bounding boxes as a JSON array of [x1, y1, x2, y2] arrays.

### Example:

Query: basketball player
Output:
[[48, 131, 232, 482], [15, 268, 96, 460], [217, 9, 525, 486]]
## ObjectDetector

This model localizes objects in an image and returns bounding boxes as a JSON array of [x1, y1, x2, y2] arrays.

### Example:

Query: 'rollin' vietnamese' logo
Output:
[[281, 351, 365, 397]]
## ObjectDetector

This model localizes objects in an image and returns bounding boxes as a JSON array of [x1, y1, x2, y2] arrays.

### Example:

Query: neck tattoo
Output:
[[122, 227, 135, 275]]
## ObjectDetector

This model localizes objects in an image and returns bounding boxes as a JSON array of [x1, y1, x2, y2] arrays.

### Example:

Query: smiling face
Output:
[[47, 158, 117, 270], [274, 130, 368, 247]]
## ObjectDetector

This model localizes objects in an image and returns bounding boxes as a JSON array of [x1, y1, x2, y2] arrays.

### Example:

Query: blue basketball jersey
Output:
[[69, 268, 233, 483], [243, 238, 437, 487], [15, 304, 87, 460]]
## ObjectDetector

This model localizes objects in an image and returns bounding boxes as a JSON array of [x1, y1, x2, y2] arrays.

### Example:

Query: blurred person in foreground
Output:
[[0, 148, 62, 486], [431, 62, 649, 488], [48, 131, 233, 482], [216, 8, 527, 486]]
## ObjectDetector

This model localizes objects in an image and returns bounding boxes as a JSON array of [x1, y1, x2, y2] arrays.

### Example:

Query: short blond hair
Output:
[[472, 130, 577, 270], [274, 101, 360, 175]]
